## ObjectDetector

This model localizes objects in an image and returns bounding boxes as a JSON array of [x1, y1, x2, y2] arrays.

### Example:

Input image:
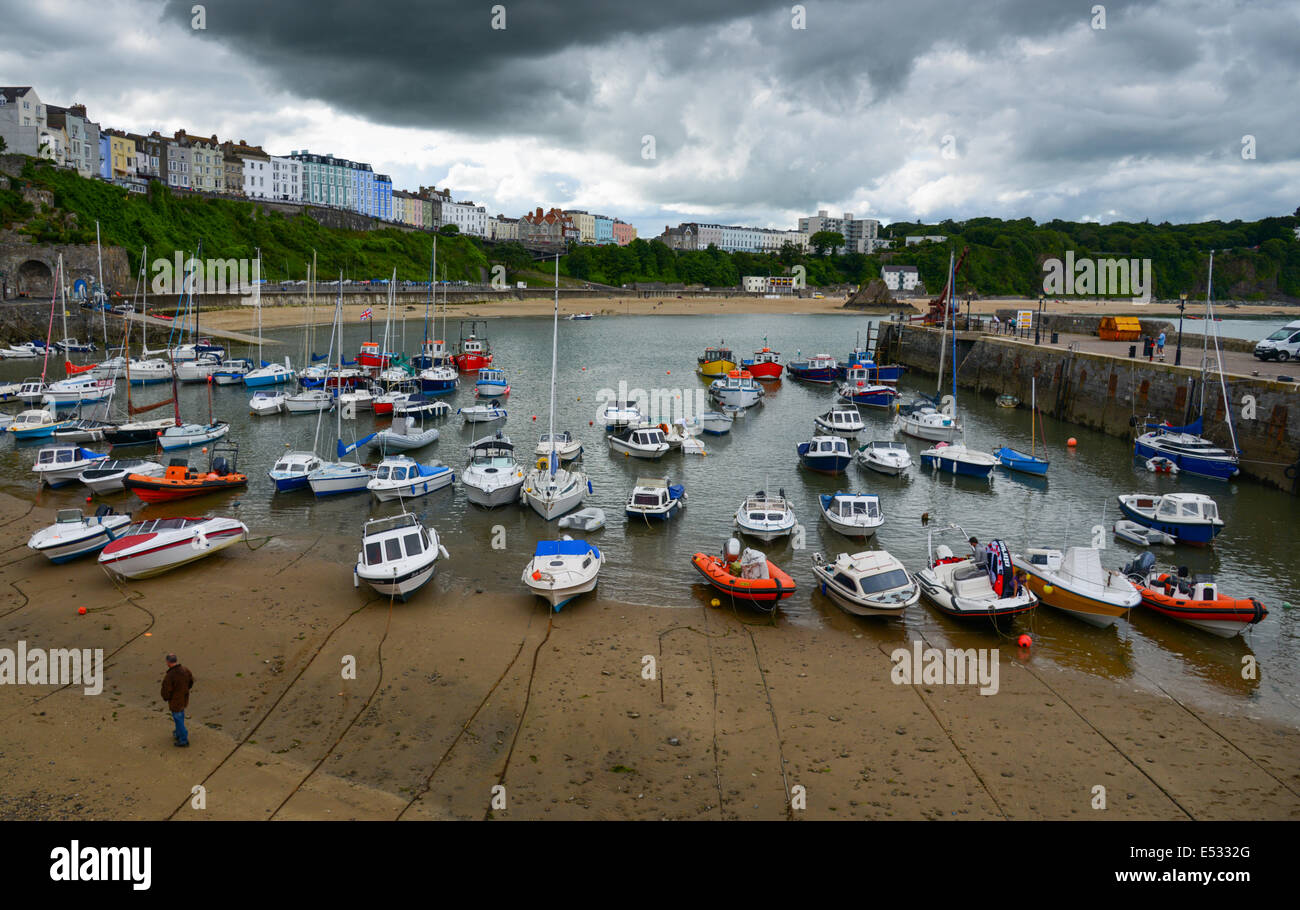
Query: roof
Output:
[[882, 265, 919, 272], [0, 87, 34, 103]]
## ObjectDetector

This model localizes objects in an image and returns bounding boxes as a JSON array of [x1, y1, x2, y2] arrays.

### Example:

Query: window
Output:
[[365, 541, 382, 566], [384, 538, 402, 561], [403, 533, 423, 556]]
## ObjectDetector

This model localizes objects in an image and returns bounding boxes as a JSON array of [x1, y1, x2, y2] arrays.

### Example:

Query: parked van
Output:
[[1254, 320, 1300, 361]]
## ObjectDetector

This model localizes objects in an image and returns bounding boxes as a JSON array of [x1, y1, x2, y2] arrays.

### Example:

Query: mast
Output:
[[192, 238, 202, 341], [936, 251, 951, 397], [41, 254, 60, 383], [256, 248, 263, 366], [1205, 251, 1239, 455], [548, 254, 559, 474], [96, 221, 107, 348], [140, 244, 148, 358], [423, 237, 435, 357], [60, 256, 70, 363], [1030, 376, 1036, 458]]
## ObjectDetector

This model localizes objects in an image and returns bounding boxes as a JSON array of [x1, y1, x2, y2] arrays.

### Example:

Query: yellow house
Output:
[[109, 132, 136, 178]]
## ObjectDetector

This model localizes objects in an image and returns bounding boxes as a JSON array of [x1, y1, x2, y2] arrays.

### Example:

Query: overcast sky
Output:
[[5, 0, 1298, 237]]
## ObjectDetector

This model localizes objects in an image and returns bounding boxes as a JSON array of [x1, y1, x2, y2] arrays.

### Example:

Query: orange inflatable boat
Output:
[[1137, 571, 1267, 639], [123, 455, 247, 503], [691, 553, 797, 607]]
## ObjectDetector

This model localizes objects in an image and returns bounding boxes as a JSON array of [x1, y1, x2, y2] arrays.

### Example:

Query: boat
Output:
[[31, 445, 108, 487], [244, 360, 296, 388], [0, 381, 21, 402], [462, 432, 526, 508], [102, 417, 175, 447], [817, 492, 883, 538], [159, 421, 229, 451], [696, 346, 737, 378], [691, 550, 796, 610], [1146, 456, 1179, 474], [814, 405, 865, 437], [0, 343, 41, 359], [27, 506, 132, 563], [417, 365, 459, 396], [338, 385, 376, 412], [836, 367, 898, 409], [175, 354, 223, 383], [458, 402, 507, 423], [920, 441, 998, 478], [996, 395, 1019, 408], [126, 357, 173, 385], [1112, 520, 1176, 547], [855, 440, 912, 475], [535, 431, 583, 463], [709, 369, 765, 409], [268, 450, 325, 492], [42, 376, 115, 407], [836, 349, 905, 384], [558, 508, 606, 531], [522, 537, 603, 611], [355, 340, 395, 371], [394, 395, 451, 419], [1133, 417, 1237, 480], [367, 455, 455, 501], [452, 323, 493, 373], [1122, 552, 1268, 638], [914, 528, 1038, 622], [212, 358, 252, 385], [354, 512, 448, 601], [98, 515, 248, 579], [608, 425, 671, 459], [896, 400, 961, 441], [810, 550, 919, 617], [16, 378, 49, 405], [697, 410, 733, 435], [1116, 492, 1223, 545], [124, 444, 248, 503], [78, 459, 164, 494], [785, 353, 838, 384], [599, 399, 643, 430], [523, 258, 591, 521], [51, 417, 117, 444], [474, 367, 510, 397], [567, 312, 594, 321], [283, 388, 333, 414], [9, 409, 72, 440], [734, 490, 798, 541], [1013, 547, 1140, 628], [625, 477, 686, 521], [742, 347, 783, 380], [249, 390, 285, 416], [369, 415, 440, 453], [995, 377, 1050, 475], [797, 435, 852, 474]]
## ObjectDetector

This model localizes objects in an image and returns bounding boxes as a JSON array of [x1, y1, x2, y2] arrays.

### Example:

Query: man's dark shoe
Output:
[[174, 741, 189, 748]]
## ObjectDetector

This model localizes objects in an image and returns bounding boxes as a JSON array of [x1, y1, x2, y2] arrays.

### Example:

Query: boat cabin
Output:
[[36, 446, 82, 468], [750, 348, 780, 364], [824, 494, 880, 522], [807, 437, 850, 457], [822, 408, 863, 429], [361, 514, 431, 569]]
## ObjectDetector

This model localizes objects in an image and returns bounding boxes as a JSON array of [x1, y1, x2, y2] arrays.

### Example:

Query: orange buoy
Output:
[[78, 607, 87, 615], [531, 571, 542, 581], [1017, 634, 1032, 648], [1067, 437, 1078, 447]]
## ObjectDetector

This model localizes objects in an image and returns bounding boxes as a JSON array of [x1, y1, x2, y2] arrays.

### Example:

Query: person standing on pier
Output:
[[1156, 331, 1166, 361], [160, 654, 195, 748]]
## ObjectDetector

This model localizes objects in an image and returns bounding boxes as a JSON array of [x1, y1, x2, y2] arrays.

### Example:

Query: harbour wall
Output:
[[879, 323, 1300, 493]]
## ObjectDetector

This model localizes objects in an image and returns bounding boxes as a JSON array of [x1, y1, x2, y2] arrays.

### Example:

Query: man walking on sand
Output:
[[161, 654, 195, 747]]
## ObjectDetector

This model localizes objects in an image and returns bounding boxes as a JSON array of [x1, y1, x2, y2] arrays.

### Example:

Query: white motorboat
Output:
[[1112, 520, 1176, 547], [523, 455, 590, 521], [85, 356, 127, 382], [914, 527, 1038, 622], [42, 376, 115, 407], [98, 515, 248, 579], [31, 445, 108, 487], [856, 440, 913, 475], [459, 402, 507, 423], [810, 550, 919, 617], [354, 512, 448, 601], [462, 432, 525, 508], [284, 389, 333, 414], [709, 369, 765, 409], [818, 492, 883, 538], [557, 508, 606, 531], [339, 385, 376, 412], [368, 415, 440, 452], [699, 410, 733, 435], [51, 418, 116, 444], [366, 455, 455, 501], [535, 431, 583, 462], [268, 450, 325, 492], [0, 381, 22, 402], [1115, 492, 1224, 545], [78, 459, 164, 494], [920, 442, 998, 478], [896, 401, 961, 442], [249, 390, 285, 416], [394, 395, 451, 420], [158, 421, 229, 451], [522, 536, 603, 611], [244, 361, 296, 388], [307, 461, 374, 496], [175, 355, 223, 383], [27, 506, 133, 563], [8, 408, 72, 440], [608, 425, 670, 459], [213, 358, 253, 385], [126, 358, 173, 385], [625, 477, 686, 522], [600, 399, 643, 430], [735, 490, 798, 541], [814, 405, 865, 437], [17, 379, 49, 405], [0, 343, 41, 359], [1014, 547, 1140, 629]]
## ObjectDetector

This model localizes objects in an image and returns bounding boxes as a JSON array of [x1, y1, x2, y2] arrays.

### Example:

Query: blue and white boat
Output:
[[522, 537, 603, 611], [836, 366, 898, 409], [367, 455, 455, 502], [818, 492, 884, 538], [709, 369, 765, 409], [921, 442, 998, 478], [1116, 492, 1224, 545], [9, 409, 73, 440], [213, 358, 253, 385], [27, 507, 132, 563], [244, 360, 296, 388], [417, 365, 459, 395], [836, 350, 904, 384], [268, 450, 324, 492], [475, 367, 510, 397], [625, 477, 686, 521], [1133, 417, 1239, 481], [994, 446, 1049, 476], [797, 435, 853, 474], [786, 353, 839, 384]]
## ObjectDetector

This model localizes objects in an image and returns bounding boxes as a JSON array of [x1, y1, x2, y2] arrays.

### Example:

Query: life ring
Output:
[[536, 457, 548, 470]]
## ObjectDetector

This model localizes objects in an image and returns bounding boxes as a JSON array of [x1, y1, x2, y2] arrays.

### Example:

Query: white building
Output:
[[798, 210, 882, 254], [242, 154, 270, 197], [442, 200, 488, 237], [269, 155, 301, 202], [881, 265, 921, 291], [742, 276, 766, 292], [0, 86, 46, 157], [488, 215, 519, 241]]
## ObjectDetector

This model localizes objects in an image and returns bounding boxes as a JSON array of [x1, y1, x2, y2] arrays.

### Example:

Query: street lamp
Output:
[[1035, 294, 1044, 344], [1176, 293, 1186, 366]]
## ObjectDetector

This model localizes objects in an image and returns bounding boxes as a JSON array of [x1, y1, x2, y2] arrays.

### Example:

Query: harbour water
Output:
[[2, 312, 1296, 725]]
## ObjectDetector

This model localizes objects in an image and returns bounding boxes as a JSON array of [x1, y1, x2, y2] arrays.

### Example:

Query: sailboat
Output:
[[101, 248, 178, 448], [994, 376, 1050, 475], [307, 276, 378, 496], [417, 258, 459, 394], [43, 256, 115, 408], [244, 252, 296, 387], [522, 256, 592, 521], [919, 251, 997, 478], [414, 239, 451, 369], [1132, 251, 1241, 481], [157, 350, 229, 451]]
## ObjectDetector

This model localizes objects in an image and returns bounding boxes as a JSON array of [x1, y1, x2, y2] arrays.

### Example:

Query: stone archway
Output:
[[16, 259, 53, 298]]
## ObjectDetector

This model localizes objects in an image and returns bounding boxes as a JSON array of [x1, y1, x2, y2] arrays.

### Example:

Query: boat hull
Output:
[[99, 523, 246, 579], [356, 561, 437, 601], [995, 447, 1049, 476], [1133, 436, 1238, 481], [1117, 499, 1220, 545], [691, 553, 796, 609], [1018, 572, 1131, 628]]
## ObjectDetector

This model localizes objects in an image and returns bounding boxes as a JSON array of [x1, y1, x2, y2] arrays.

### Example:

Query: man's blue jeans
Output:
[[172, 711, 188, 745]]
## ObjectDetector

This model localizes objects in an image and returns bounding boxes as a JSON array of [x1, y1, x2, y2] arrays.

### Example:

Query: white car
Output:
[[1254, 320, 1300, 362]]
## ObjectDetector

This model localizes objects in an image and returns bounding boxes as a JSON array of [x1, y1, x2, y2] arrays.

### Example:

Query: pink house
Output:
[[612, 220, 636, 246]]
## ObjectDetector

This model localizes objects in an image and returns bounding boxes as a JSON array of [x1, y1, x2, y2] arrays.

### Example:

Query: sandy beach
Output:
[[2, 492, 1296, 821]]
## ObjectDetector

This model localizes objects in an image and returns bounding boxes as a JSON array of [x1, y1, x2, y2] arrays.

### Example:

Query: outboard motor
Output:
[[212, 456, 229, 477], [1123, 551, 1155, 581]]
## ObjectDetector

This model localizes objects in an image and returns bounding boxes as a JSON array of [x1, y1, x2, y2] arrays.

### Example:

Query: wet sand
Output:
[[2, 493, 1297, 820]]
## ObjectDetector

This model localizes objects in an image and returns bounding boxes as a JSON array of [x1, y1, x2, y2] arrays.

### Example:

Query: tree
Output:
[[438, 223, 459, 236], [0, 136, 7, 153], [810, 230, 844, 257]]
